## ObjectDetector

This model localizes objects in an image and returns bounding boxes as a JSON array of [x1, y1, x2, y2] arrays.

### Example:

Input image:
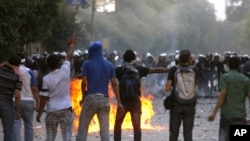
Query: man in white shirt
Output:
[[13, 53, 40, 141], [36, 35, 77, 141]]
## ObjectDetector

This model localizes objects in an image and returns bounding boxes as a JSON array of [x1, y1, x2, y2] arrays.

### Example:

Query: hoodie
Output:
[[82, 41, 115, 96]]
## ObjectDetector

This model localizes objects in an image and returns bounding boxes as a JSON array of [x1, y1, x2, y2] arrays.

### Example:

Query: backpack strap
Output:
[[173, 65, 195, 93]]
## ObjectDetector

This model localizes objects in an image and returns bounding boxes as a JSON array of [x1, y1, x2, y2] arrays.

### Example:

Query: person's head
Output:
[[88, 41, 103, 60], [228, 56, 240, 70], [178, 49, 191, 64], [214, 53, 220, 62], [46, 54, 59, 70], [16, 53, 26, 64], [123, 49, 136, 63], [8, 55, 21, 66]]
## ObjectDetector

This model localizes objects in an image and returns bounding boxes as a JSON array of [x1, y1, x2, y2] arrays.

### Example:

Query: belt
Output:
[[59, 107, 72, 112], [95, 93, 108, 97], [86, 93, 108, 97]]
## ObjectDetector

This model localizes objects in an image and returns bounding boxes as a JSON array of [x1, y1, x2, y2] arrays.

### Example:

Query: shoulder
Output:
[[136, 65, 147, 69], [136, 65, 149, 72], [62, 60, 70, 66], [105, 60, 114, 67], [169, 66, 178, 73], [239, 73, 250, 81], [115, 65, 122, 71]]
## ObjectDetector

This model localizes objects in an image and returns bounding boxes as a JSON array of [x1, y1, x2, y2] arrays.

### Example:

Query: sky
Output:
[[207, 0, 226, 21]]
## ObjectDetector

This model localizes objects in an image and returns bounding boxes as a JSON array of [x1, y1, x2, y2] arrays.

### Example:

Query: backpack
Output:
[[119, 64, 141, 101], [174, 65, 196, 105]]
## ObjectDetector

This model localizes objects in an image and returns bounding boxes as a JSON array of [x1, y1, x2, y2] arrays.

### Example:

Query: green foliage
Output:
[[226, 0, 250, 22], [0, 0, 61, 61], [42, 5, 88, 53]]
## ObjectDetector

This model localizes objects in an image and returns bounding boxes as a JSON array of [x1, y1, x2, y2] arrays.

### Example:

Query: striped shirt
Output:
[[0, 66, 22, 103]]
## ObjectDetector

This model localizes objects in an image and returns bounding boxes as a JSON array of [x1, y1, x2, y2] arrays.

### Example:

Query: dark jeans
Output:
[[0, 99, 15, 141], [114, 100, 141, 141], [169, 102, 195, 141], [219, 115, 246, 141]]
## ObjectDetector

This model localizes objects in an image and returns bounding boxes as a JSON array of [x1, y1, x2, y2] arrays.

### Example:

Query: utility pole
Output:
[[90, 0, 96, 42]]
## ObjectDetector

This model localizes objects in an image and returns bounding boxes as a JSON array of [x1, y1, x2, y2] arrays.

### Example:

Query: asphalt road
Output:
[[1, 95, 250, 141]]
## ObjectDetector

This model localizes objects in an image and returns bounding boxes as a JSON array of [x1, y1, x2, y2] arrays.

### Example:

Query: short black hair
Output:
[[179, 49, 191, 63], [47, 54, 59, 69], [16, 53, 26, 64], [228, 56, 240, 70], [123, 49, 136, 62], [8, 55, 21, 66]]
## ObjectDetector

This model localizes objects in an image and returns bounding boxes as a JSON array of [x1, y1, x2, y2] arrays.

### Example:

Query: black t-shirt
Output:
[[115, 65, 149, 106], [115, 65, 150, 82]]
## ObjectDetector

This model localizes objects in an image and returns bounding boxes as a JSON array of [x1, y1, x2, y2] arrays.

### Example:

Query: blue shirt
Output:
[[82, 59, 115, 96]]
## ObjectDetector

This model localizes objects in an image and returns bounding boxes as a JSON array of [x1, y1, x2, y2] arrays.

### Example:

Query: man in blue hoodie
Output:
[[76, 41, 124, 141]]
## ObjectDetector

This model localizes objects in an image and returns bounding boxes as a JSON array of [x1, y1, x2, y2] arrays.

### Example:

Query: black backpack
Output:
[[119, 65, 141, 101]]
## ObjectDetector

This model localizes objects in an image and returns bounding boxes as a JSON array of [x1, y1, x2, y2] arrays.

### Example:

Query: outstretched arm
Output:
[[148, 67, 169, 74]]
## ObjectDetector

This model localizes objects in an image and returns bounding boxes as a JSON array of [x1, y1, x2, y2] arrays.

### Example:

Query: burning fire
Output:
[[70, 78, 157, 133]]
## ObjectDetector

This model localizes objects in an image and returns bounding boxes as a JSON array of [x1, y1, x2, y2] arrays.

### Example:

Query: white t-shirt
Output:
[[19, 65, 37, 101], [40, 61, 72, 112]]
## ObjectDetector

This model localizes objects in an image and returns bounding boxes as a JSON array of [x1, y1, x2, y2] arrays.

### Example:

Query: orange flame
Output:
[[70, 79, 158, 133]]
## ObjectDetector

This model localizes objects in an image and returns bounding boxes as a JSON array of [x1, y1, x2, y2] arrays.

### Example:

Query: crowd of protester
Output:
[[2, 44, 250, 141], [19, 49, 250, 99]]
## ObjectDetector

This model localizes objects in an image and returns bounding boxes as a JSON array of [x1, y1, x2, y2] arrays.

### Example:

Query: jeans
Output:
[[76, 94, 110, 141], [219, 115, 246, 141], [114, 100, 142, 141], [0, 99, 15, 141], [45, 107, 73, 141], [169, 102, 195, 141], [13, 100, 35, 141]]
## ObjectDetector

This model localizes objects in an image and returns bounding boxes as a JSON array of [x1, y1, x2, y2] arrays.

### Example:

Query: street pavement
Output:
[[1, 96, 249, 141]]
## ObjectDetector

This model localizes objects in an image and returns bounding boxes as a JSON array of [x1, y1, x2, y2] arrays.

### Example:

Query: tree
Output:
[[0, 0, 61, 61], [226, 0, 250, 22]]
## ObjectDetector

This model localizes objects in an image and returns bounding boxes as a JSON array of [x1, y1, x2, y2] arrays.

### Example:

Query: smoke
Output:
[[76, 0, 245, 56]]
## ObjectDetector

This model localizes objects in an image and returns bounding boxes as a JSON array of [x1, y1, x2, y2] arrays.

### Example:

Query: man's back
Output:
[[19, 65, 36, 100], [0, 66, 22, 103], [220, 70, 250, 118], [41, 61, 71, 112], [83, 59, 114, 95]]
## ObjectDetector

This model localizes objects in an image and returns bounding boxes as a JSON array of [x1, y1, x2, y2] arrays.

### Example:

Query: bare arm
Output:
[[80, 76, 87, 106], [110, 77, 124, 111], [165, 80, 172, 92], [31, 86, 40, 111], [66, 35, 77, 61], [36, 95, 48, 122], [148, 67, 169, 74], [0, 62, 21, 78], [208, 89, 227, 121], [111, 77, 121, 103], [14, 89, 21, 119]]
